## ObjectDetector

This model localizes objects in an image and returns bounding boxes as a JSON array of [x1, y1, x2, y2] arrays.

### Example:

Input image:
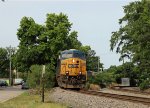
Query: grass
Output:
[[0, 91, 67, 108]]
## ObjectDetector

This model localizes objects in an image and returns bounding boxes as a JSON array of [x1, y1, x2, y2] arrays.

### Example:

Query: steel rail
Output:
[[76, 90, 150, 106], [110, 87, 150, 95]]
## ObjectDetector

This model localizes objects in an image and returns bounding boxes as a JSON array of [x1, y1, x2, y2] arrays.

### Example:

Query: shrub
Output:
[[27, 65, 41, 88], [88, 72, 115, 88], [27, 64, 56, 89], [84, 82, 90, 90], [139, 80, 150, 90]]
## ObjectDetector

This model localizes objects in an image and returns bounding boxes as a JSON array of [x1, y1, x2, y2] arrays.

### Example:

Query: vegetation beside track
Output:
[[0, 91, 67, 108]]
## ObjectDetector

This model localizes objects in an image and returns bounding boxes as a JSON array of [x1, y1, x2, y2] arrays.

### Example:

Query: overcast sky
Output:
[[0, 0, 135, 68]]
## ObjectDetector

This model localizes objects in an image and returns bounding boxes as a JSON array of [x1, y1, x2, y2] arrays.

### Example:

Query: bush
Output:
[[43, 71, 55, 88], [88, 72, 115, 88], [99, 72, 114, 85], [87, 76, 95, 84], [27, 64, 56, 89], [27, 65, 41, 88], [84, 82, 90, 90], [139, 80, 150, 90]]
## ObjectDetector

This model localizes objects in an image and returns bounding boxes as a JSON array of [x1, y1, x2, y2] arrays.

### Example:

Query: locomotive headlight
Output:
[[66, 71, 69, 75], [79, 71, 82, 75], [72, 59, 75, 63]]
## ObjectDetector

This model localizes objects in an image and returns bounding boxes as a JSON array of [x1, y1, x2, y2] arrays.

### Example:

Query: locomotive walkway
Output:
[[0, 85, 25, 103]]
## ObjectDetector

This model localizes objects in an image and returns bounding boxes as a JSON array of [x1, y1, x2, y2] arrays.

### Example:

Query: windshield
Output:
[[61, 50, 85, 60], [73, 51, 85, 59], [62, 53, 73, 59]]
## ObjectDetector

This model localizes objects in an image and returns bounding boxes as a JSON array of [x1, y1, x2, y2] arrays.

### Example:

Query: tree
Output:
[[110, 0, 150, 89], [17, 13, 82, 68], [80, 46, 103, 72], [66, 31, 82, 49], [0, 48, 9, 78]]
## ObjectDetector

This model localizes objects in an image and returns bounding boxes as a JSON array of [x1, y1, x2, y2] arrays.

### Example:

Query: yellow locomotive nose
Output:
[[57, 49, 86, 88]]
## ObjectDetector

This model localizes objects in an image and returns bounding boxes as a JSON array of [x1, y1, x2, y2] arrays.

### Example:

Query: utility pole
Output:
[[97, 56, 99, 72], [7, 46, 16, 86], [9, 45, 12, 86], [15, 48, 18, 78]]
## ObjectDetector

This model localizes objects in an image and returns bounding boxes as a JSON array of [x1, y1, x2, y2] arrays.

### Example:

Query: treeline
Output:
[[0, 48, 9, 78], [110, 0, 150, 90], [0, 47, 16, 78]]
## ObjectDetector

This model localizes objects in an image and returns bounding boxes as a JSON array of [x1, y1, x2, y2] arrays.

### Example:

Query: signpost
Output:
[[42, 65, 45, 102]]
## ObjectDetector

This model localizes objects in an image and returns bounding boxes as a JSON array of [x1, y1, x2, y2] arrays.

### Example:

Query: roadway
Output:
[[0, 85, 26, 103]]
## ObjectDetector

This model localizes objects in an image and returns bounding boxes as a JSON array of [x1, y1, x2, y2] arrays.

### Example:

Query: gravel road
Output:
[[49, 87, 150, 108]]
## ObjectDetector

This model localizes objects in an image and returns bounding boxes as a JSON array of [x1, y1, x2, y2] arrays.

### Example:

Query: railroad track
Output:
[[76, 90, 150, 106], [110, 87, 150, 95]]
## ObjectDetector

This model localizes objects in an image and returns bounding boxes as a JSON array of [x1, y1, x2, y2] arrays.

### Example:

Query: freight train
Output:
[[56, 49, 87, 88]]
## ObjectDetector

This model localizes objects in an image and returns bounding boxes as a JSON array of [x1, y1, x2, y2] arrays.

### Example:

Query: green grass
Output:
[[0, 92, 67, 108]]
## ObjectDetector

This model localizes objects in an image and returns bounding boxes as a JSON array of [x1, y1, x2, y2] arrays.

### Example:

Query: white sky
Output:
[[0, 0, 135, 68]]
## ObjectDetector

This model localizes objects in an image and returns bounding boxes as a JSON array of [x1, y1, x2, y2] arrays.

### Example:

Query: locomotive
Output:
[[56, 49, 87, 88]]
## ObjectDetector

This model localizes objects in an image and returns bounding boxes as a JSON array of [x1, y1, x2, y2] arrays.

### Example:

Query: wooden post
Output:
[[41, 65, 45, 102]]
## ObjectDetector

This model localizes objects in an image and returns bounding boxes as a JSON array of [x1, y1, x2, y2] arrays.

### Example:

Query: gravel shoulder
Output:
[[49, 87, 150, 108]]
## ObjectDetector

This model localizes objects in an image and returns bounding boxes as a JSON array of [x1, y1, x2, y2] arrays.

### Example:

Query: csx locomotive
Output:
[[56, 49, 87, 88]]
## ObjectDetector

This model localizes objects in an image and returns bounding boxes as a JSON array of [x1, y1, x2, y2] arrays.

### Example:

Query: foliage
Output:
[[19, 72, 28, 82], [85, 71, 115, 89], [139, 79, 150, 90], [44, 63, 56, 88], [27, 64, 56, 88], [106, 63, 138, 86], [96, 72, 115, 86], [87, 76, 95, 84], [12, 49, 31, 72], [110, 0, 150, 89], [80, 45, 103, 72], [27, 65, 42, 88], [16, 13, 83, 71], [89, 62, 138, 87], [0, 48, 9, 78], [85, 82, 90, 90]]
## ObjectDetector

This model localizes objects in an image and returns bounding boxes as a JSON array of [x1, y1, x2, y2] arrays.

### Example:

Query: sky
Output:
[[0, 0, 135, 69]]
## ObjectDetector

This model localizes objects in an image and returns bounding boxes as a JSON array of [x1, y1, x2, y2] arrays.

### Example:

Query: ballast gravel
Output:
[[49, 87, 150, 108]]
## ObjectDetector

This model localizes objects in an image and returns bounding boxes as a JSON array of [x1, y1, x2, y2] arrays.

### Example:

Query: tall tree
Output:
[[17, 13, 76, 69], [110, 0, 150, 87]]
